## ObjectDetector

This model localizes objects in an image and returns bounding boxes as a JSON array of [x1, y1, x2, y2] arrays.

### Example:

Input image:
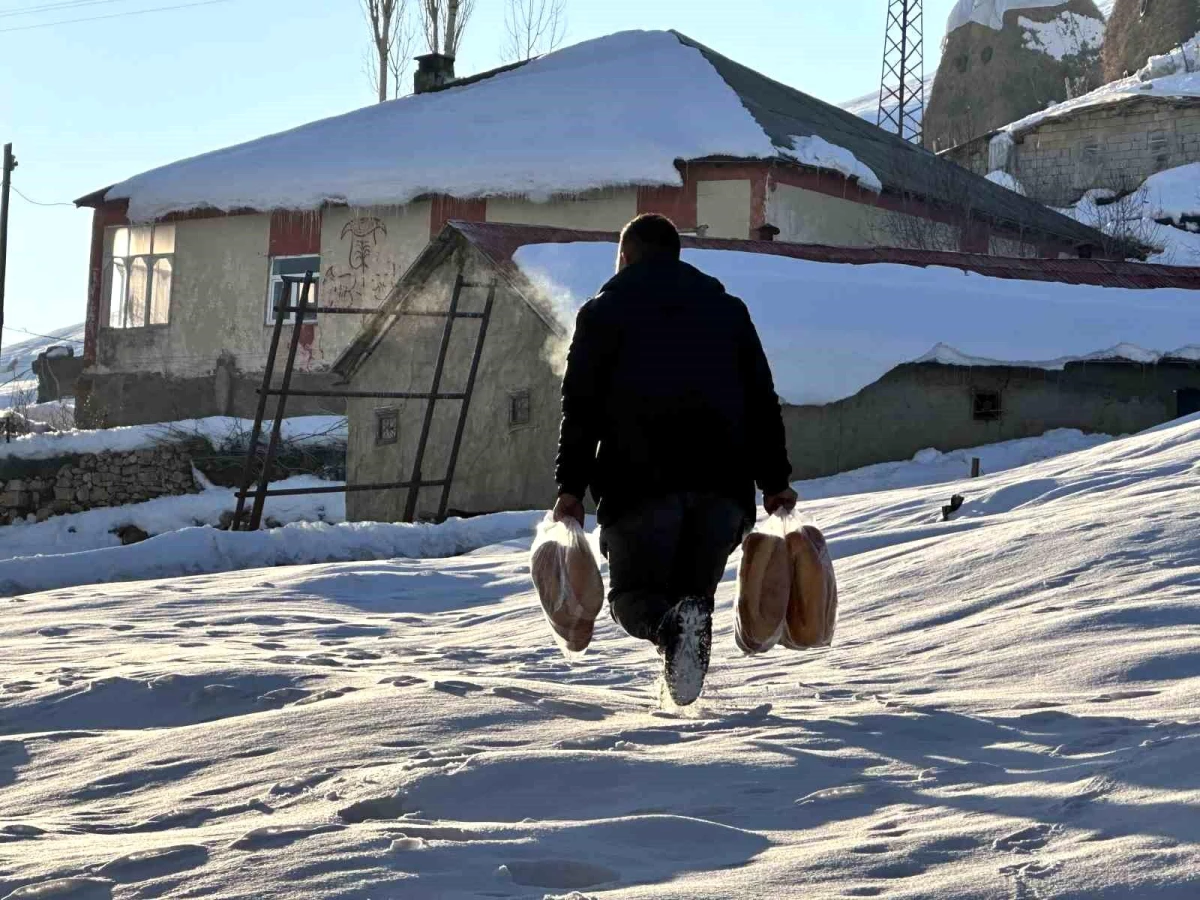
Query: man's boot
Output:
[[658, 597, 711, 706]]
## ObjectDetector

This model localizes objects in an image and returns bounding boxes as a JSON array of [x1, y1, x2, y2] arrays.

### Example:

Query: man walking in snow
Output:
[[552, 214, 796, 705]]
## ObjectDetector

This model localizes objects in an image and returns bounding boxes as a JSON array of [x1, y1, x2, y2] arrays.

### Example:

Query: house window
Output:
[[1079, 139, 1100, 164], [375, 408, 399, 446], [972, 390, 1002, 422], [266, 255, 321, 325], [981, 46, 994, 64], [509, 389, 531, 428], [105, 224, 174, 329]]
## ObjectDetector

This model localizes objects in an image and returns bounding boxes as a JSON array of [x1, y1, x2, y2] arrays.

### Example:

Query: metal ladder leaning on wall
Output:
[[230, 269, 496, 531]]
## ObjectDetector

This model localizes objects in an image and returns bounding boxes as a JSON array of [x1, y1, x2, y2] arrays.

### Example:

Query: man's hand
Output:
[[553, 492, 585, 526], [763, 487, 798, 517]]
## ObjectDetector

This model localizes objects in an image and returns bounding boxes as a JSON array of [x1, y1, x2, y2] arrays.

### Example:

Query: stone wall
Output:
[[944, 98, 1200, 207], [0, 444, 197, 525]]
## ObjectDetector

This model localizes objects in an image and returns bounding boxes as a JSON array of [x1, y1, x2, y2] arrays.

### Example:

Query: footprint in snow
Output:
[[1, 824, 46, 840], [992, 822, 1059, 853], [337, 791, 407, 823], [500, 859, 619, 891], [2, 877, 113, 899], [231, 823, 343, 851], [37, 626, 69, 637], [294, 687, 359, 706], [93, 844, 208, 882], [1088, 689, 1160, 703], [432, 679, 485, 696], [256, 687, 311, 705], [379, 675, 425, 687]]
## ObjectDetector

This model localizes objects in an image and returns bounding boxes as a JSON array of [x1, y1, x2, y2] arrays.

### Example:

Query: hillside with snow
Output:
[[2, 415, 1199, 897]]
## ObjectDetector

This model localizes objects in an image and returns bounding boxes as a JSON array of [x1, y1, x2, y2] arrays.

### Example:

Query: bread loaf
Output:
[[782, 525, 838, 648], [531, 531, 605, 652], [734, 532, 790, 654]]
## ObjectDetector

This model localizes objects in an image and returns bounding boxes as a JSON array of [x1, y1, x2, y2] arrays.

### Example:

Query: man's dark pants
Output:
[[599, 492, 748, 644]]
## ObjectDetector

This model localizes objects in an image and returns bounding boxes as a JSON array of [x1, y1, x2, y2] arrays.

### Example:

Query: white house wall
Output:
[[697, 179, 752, 238]]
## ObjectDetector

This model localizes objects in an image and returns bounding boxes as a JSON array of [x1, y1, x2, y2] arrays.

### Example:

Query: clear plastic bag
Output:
[[735, 515, 791, 655], [764, 512, 839, 650], [529, 514, 605, 659], [735, 510, 839, 654]]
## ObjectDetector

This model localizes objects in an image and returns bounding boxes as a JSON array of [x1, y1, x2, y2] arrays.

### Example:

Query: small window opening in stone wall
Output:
[[375, 407, 399, 446], [981, 46, 994, 64], [972, 390, 1003, 422], [954, 53, 969, 73], [509, 390, 532, 429], [1149, 130, 1171, 168], [1079, 139, 1100, 164]]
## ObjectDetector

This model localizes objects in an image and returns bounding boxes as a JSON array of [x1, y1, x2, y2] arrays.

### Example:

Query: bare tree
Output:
[[363, 0, 418, 102], [503, 0, 566, 61], [420, 0, 475, 57]]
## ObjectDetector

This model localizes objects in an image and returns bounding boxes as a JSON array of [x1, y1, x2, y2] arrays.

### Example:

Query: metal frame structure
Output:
[[878, 0, 925, 145], [230, 269, 495, 530]]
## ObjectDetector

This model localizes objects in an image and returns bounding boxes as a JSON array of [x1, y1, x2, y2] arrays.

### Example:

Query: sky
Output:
[[0, 0, 964, 339]]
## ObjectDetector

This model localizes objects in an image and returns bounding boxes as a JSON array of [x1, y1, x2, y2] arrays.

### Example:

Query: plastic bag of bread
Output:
[[776, 517, 838, 650], [734, 524, 791, 654], [530, 514, 605, 657]]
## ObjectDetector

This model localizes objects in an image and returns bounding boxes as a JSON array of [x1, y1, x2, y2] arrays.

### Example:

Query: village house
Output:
[[943, 35, 1200, 207], [333, 220, 1200, 523], [74, 30, 1118, 428]]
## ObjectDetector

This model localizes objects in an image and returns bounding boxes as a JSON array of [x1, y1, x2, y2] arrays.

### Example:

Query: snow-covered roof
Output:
[[509, 239, 1200, 405], [95, 31, 873, 222], [86, 30, 1109, 250], [336, 222, 1200, 407], [1005, 32, 1200, 135], [946, 0, 1067, 34]]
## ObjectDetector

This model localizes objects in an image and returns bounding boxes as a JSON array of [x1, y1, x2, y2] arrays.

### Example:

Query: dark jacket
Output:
[[555, 257, 792, 525]]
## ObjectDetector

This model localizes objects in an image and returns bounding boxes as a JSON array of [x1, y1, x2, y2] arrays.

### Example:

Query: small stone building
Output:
[[31, 347, 86, 404], [73, 30, 1119, 430], [333, 221, 1200, 522], [944, 37, 1200, 206], [1103, 0, 1200, 81], [925, 0, 1106, 153]]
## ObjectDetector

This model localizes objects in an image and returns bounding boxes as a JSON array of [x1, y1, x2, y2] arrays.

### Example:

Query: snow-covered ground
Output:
[[4, 417, 1199, 897], [0, 428, 1107, 597], [0, 415, 346, 461]]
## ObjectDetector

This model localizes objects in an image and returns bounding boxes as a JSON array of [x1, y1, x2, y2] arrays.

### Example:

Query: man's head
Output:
[[617, 214, 681, 270]]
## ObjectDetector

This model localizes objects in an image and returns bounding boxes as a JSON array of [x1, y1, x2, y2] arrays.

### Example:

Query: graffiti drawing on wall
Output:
[[323, 216, 399, 309]]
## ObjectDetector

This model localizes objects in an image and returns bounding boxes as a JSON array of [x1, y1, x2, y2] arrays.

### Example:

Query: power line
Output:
[[0, 0, 136, 20], [10, 183, 73, 208], [0, 0, 231, 33]]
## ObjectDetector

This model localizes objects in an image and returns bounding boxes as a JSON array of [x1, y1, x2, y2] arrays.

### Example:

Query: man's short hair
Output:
[[620, 214, 681, 263]]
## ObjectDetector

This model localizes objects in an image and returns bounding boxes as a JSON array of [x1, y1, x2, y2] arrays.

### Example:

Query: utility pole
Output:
[[0, 143, 15, 363], [877, 0, 925, 145]]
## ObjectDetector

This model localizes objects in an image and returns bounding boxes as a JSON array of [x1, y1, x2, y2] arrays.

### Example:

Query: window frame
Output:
[[375, 407, 399, 446], [508, 389, 532, 429], [265, 254, 321, 326], [972, 389, 1003, 422], [103, 223, 176, 330]]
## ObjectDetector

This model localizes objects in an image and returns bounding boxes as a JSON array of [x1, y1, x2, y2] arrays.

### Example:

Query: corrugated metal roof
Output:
[[452, 220, 1200, 289]]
